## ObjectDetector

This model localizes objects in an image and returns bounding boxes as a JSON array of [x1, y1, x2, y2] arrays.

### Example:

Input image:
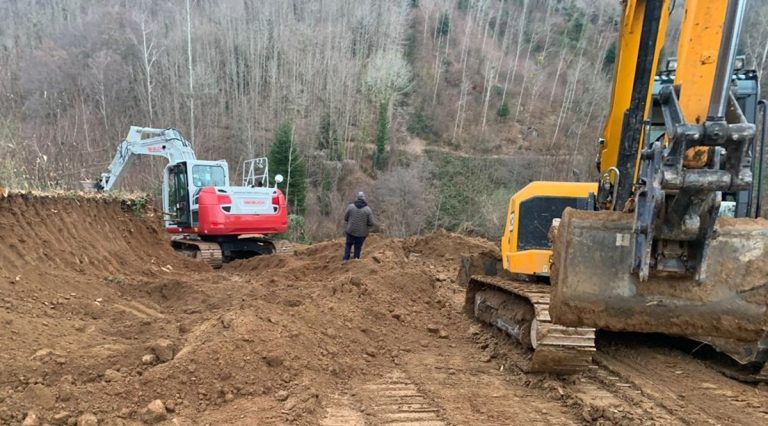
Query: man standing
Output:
[[343, 192, 375, 261]]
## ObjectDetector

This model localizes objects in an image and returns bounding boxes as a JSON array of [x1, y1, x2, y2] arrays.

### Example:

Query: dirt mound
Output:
[[0, 193, 207, 424], [403, 229, 497, 261], [0, 192, 200, 280]]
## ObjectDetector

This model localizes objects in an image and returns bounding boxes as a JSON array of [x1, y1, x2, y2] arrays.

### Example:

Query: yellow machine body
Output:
[[501, 182, 597, 277]]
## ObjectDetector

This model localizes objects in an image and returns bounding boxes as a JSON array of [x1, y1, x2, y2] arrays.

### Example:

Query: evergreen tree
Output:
[[373, 101, 388, 170], [318, 168, 333, 216], [317, 111, 341, 160], [603, 42, 617, 72], [437, 12, 451, 37], [269, 122, 307, 215], [497, 102, 510, 119]]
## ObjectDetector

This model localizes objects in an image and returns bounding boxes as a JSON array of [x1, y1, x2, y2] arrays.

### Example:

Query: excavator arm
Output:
[[552, 0, 768, 375], [594, 0, 758, 280], [597, 0, 669, 211], [634, 0, 755, 280], [97, 127, 197, 191]]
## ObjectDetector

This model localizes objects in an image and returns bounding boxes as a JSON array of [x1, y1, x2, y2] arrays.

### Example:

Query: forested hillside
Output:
[[1, 0, 767, 240]]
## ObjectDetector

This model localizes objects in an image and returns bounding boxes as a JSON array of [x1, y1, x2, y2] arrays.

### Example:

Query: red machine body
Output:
[[167, 186, 288, 236]]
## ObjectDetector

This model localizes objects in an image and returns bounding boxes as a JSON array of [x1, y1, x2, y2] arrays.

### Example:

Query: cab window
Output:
[[517, 196, 590, 251], [192, 165, 226, 187]]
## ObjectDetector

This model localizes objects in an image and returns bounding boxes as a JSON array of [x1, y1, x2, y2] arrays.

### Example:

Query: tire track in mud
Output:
[[322, 371, 447, 426], [361, 372, 447, 425], [592, 340, 768, 425], [323, 344, 583, 425], [475, 324, 768, 425]]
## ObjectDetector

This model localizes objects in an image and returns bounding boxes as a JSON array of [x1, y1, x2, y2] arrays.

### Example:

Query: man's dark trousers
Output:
[[343, 233, 366, 260]]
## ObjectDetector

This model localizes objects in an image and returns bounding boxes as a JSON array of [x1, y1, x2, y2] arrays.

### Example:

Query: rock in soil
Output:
[[142, 354, 158, 365], [103, 369, 123, 382], [52, 412, 71, 425], [150, 339, 176, 363], [76, 413, 98, 426], [22, 411, 40, 426], [140, 399, 168, 424]]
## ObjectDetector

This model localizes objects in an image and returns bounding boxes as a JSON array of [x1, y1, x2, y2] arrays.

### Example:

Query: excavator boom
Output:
[[553, 0, 768, 374], [98, 127, 198, 191]]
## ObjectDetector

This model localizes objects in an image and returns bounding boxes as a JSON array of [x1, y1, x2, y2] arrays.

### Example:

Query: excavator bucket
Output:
[[551, 208, 768, 365]]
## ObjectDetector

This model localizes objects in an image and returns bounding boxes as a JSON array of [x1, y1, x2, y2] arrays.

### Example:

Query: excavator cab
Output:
[[162, 159, 230, 230], [501, 182, 596, 277]]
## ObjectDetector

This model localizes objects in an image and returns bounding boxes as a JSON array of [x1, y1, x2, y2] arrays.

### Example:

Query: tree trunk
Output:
[[501, 0, 528, 105], [186, 0, 195, 144]]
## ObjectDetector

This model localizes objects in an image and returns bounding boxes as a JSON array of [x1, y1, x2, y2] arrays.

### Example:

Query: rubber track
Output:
[[470, 275, 596, 374], [174, 239, 223, 268]]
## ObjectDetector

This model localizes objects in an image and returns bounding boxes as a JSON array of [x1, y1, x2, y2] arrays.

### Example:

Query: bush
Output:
[[428, 153, 541, 238], [496, 102, 510, 119], [371, 160, 435, 237], [283, 214, 310, 243], [407, 108, 433, 138]]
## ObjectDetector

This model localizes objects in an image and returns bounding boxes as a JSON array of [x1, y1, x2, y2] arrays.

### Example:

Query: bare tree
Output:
[[186, 0, 195, 144], [138, 16, 159, 125], [372, 160, 436, 237]]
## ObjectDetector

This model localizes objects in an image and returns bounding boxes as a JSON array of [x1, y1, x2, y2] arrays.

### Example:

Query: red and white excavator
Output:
[[97, 126, 288, 267]]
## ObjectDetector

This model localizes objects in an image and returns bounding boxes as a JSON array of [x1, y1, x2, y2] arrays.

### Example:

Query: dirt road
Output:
[[0, 192, 766, 425]]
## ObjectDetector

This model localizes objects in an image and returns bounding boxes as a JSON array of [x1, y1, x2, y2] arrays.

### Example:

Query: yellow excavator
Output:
[[462, 0, 768, 381]]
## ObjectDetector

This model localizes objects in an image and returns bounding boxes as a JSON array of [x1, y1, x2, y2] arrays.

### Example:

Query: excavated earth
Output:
[[1, 192, 767, 426]]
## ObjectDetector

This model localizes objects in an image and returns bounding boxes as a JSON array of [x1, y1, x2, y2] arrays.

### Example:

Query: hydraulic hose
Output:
[[756, 99, 767, 218]]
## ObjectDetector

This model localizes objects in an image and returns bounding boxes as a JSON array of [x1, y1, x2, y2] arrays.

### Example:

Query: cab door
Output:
[[167, 163, 192, 227]]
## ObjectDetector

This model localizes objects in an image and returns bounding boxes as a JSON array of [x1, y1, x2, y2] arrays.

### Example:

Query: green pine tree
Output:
[[437, 12, 450, 37], [603, 42, 617, 72], [317, 111, 341, 161], [269, 122, 307, 215], [497, 102, 510, 119], [373, 101, 388, 170]]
